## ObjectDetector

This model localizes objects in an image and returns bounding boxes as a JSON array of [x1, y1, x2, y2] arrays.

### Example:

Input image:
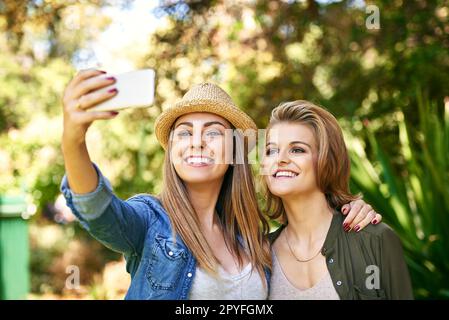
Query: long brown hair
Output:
[[160, 128, 271, 280], [263, 100, 360, 223]]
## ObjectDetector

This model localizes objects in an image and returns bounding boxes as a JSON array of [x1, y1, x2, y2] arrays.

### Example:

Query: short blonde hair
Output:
[[263, 100, 359, 223]]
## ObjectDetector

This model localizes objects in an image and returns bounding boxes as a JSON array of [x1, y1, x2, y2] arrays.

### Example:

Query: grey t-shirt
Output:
[[189, 263, 268, 300]]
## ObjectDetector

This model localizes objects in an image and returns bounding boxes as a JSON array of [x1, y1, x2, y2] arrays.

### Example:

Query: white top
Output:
[[269, 251, 340, 300], [189, 263, 268, 300]]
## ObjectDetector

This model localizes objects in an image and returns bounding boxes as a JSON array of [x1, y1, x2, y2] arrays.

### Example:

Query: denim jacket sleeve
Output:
[[60, 163, 155, 257]]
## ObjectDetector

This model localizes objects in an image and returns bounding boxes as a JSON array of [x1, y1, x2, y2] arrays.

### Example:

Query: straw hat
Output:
[[155, 82, 257, 150]]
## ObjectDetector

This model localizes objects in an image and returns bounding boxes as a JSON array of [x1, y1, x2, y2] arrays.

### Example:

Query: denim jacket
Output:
[[60, 163, 270, 300]]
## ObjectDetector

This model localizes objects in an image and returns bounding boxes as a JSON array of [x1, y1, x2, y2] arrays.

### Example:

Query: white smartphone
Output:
[[86, 69, 155, 112]]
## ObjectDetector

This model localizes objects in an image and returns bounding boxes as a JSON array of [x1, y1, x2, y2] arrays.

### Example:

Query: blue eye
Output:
[[266, 148, 278, 156], [205, 130, 222, 137], [291, 147, 305, 154], [177, 130, 192, 137]]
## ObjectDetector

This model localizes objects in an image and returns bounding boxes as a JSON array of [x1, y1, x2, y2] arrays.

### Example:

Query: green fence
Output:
[[0, 195, 29, 300]]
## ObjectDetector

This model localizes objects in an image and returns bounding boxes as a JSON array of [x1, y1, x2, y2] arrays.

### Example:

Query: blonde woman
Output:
[[262, 101, 413, 300], [60, 69, 378, 299]]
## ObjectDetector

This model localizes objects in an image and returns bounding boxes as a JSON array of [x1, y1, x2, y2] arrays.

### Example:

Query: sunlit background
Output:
[[0, 0, 448, 299]]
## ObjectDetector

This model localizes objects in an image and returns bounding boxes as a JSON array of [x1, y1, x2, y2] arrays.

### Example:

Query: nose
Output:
[[191, 128, 204, 150], [277, 148, 290, 165]]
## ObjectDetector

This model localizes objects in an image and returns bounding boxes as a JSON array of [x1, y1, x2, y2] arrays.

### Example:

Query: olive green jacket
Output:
[[268, 213, 414, 300]]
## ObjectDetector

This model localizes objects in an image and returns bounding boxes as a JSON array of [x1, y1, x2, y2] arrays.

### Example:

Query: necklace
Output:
[[284, 227, 323, 263]]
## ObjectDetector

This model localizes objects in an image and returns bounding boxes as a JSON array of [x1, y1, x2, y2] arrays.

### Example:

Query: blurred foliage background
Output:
[[0, 0, 448, 299]]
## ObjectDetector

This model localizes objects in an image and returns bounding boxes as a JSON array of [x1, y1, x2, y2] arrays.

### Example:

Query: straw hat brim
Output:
[[155, 99, 257, 150]]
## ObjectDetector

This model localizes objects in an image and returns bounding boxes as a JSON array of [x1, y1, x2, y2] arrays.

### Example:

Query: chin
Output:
[[267, 184, 296, 197], [269, 188, 298, 198], [178, 168, 225, 184], [182, 177, 214, 184], [266, 178, 296, 195], [270, 182, 318, 199]]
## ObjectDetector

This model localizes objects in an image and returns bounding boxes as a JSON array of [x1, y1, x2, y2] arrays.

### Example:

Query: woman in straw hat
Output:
[[59, 69, 380, 299]]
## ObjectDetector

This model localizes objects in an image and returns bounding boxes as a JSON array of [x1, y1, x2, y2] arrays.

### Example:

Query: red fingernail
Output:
[[98, 70, 107, 74], [343, 223, 348, 229], [110, 111, 119, 115], [354, 225, 360, 232], [106, 77, 116, 81], [344, 225, 351, 232], [108, 88, 118, 93], [372, 219, 378, 225]]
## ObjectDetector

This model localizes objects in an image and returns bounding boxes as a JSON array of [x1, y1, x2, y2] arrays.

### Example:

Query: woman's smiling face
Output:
[[170, 112, 233, 185], [262, 122, 319, 198]]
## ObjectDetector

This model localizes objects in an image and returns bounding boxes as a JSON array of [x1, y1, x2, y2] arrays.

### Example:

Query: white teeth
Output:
[[274, 171, 298, 178], [186, 157, 212, 164]]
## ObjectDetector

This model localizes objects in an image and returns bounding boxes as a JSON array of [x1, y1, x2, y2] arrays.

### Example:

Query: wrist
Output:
[[62, 132, 86, 153]]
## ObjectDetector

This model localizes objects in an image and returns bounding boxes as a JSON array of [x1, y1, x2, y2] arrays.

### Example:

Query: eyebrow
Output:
[[266, 140, 312, 149], [175, 121, 227, 129]]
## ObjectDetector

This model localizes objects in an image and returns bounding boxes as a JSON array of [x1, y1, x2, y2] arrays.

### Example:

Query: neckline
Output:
[[217, 262, 252, 280], [272, 249, 330, 292], [272, 210, 341, 257], [196, 262, 253, 281]]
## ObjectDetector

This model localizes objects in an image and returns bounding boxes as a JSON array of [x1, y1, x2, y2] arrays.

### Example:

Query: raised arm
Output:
[[61, 68, 119, 194], [60, 69, 153, 257]]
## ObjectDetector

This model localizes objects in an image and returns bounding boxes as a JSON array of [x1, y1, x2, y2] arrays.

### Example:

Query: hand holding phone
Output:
[[86, 69, 155, 112]]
